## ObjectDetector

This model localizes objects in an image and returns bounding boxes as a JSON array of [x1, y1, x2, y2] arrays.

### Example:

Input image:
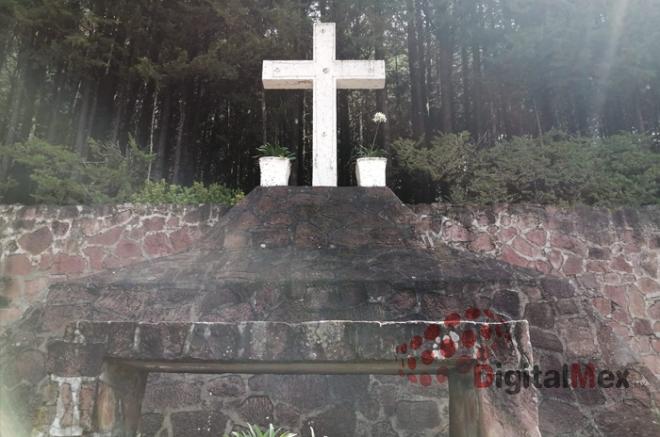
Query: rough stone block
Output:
[[52, 254, 86, 275], [89, 227, 123, 245], [540, 278, 575, 298], [171, 410, 228, 437], [47, 341, 105, 377], [18, 227, 53, 255], [525, 302, 555, 329], [207, 375, 245, 398], [529, 327, 563, 352], [4, 254, 32, 276], [395, 400, 441, 430]]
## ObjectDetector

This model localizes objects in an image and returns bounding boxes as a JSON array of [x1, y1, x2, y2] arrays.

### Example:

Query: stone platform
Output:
[[45, 319, 535, 436], [0, 188, 563, 436]]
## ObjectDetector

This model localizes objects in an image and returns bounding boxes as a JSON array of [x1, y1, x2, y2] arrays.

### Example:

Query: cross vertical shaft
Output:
[[312, 23, 338, 187]]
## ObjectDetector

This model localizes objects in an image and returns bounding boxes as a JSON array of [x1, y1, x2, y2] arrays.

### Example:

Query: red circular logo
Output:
[[396, 308, 513, 386]]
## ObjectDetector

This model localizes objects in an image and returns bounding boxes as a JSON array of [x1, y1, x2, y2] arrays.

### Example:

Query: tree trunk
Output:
[[110, 86, 126, 146], [146, 89, 160, 181], [173, 97, 186, 184], [74, 78, 94, 156], [119, 80, 139, 153], [373, 0, 390, 149], [46, 64, 67, 143], [3, 69, 24, 146], [85, 80, 100, 145], [153, 90, 172, 181], [440, 45, 454, 133], [406, 0, 424, 140], [635, 89, 646, 132], [472, 44, 483, 142], [461, 46, 471, 133], [19, 65, 45, 141], [137, 80, 156, 150], [439, 30, 454, 133], [415, 0, 430, 141]]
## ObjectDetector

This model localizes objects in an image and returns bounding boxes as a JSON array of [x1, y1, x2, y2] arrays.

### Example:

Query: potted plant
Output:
[[356, 112, 388, 187], [256, 143, 295, 187]]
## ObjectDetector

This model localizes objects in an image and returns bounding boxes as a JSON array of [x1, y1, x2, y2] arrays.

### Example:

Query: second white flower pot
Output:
[[259, 157, 292, 187], [356, 157, 387, 187]]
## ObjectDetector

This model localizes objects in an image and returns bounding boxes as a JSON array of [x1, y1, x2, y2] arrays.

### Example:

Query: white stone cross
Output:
[[263, 22, 385, 187]]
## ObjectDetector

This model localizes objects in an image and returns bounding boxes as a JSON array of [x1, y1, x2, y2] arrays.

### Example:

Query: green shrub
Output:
[[391, 131, 660, 206], [0, 138, 244, 206], [391, 132, 475, 202], [131, 180, 244, 205], [0, 137, 153, 204], [470, 132, 596, 205]]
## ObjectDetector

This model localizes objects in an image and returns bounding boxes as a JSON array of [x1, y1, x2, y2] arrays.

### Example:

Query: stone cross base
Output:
[[40, 320, 540, 436]]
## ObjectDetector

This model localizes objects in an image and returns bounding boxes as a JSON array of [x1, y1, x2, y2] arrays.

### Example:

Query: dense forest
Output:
[[0, 0, 659, 204]]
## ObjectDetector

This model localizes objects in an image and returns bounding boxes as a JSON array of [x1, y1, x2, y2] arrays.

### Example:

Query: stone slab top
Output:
[[47, 319, 531, 377]]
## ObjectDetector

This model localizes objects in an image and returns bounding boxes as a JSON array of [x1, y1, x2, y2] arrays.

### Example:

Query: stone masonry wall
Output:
[[411, 204, 660, 381], [1, 201, 659, 436], [0, 204, 228, 327], [2, 203, 659, 373]]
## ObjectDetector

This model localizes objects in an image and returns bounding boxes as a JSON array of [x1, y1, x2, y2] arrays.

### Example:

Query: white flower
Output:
[[372, 112, 387, 124]]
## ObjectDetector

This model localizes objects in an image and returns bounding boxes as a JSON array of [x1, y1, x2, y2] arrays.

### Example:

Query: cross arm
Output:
[[263, 60, 315, 89], [335, 60, 386, 89]]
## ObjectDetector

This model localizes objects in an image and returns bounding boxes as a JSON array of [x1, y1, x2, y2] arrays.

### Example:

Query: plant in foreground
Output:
[[224, 424, 326, 437]]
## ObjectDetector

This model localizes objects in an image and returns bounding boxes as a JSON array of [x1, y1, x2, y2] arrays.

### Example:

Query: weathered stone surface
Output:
[[96, 382, 117, 432], [274, 403, 300, 429], [237, 396, 274, 426], [594, 403, 660, 437], [114, 239, 141, 259], [141, 375, 201, 411], [395, 400, 441, 430], [372, 421, 399, 437], [4, 254, 31, 276], [539, 399, 590, 435], [525, 302, 555, 329], [171, 410, 228, 437], [9, 349, 45, 385], [207, 375, 245, 398], [530, 327, 564, 352], [304, 404, 357, 437], [492, 289, 521, 318], [18, 227, 53, 255], [46, 341, 105, 377], [52, 254, 86, 275], [144, 233, 171, 257], [638, 278, 660, 294], [633, 318, 654, 336], [51, 220, 70, 236], [540, 278, 575, 298], [558, 318, 599, 357], [89, 227, 123, 245], [138, 413, 164, 437]]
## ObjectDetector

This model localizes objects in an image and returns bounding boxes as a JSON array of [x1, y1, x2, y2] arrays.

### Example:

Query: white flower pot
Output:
[[259, 157, 292, 187], [356, 157, 387, 187]]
